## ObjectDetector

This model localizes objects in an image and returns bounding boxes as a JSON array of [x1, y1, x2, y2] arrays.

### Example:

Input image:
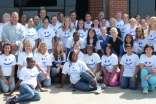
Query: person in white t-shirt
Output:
[[56, 50, 102, 94], [57, 12, 64, 25], [135, 15, 141, 26], [56, 16, 75, 51], [34, 42, 52, 87], [140, 44, 156, 94], [0, 43, 16, 93], [115, 11, 124, 29], [67, 42, 85, 62], [76, 19, 88, 39], [120, 14, 130, 39], [70, 11, 78, 29], [38, 18, 55, 54], [120, 44, 139, 90], [134, 27, 149, 55], [140, 19, 148, 34], [98, 11, 109, 27], [101, 44, 120, 87], [20, 14, 28, 28], [17, 40, 33, 78], [24, 18, 38, 53], [50, 41, 66, 83], [91, 18, 101, 38], [85, 28, 101, 52], [4, 57, 47, 104], [85, 45, 103, 82], [84, 12, 92, 30], [146, 17, 156, 53], [66, 31, 85, 54], [123, 18, 137, 40]]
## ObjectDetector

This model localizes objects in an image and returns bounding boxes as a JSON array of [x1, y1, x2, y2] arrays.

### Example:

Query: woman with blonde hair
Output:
[[146, 17, 156, 54], [56, 16, 75, 50], [17, 40, 33, 78], [34, 42, 52, 87], [50, 41, 66, 83]]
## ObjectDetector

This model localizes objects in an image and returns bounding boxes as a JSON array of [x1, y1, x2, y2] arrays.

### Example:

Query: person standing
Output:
[[33, 16, 42, 31], [38, 9, 47, 26]]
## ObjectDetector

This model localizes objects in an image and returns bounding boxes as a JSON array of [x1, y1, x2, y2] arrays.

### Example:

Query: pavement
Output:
[[0, 83, 156, 104]]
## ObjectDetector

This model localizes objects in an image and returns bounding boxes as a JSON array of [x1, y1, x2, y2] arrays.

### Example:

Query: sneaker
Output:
[[95, 86, 101, 94], [4, 95, 18, 104], [99, 83, 106, 89], [8, 99, 15, 104], [143, 87, 148, 94]]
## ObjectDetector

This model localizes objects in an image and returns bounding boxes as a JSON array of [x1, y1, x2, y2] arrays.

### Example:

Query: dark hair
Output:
[[51, 15, 57, 20], [144, 44, 154, 55], [124, 33, 134, 47], [135, 27, 145, 40], [73, 41, 81, 47], [20, 14, 27, 18], [135, 15, 141, 19], [86, 28, 98, 47], [68, 50, 78, 62], [85, 12, 91, 16], [86, 44, 95, 53], [76, 19, 85, 31], [42, 18, 49, 23], [27, 17, 33, 23], [70, 11, 77, 15], [73, 31, 80, 37], [26, 57, 34, 62], [91, 18, 100, 28], [2, 43, 12, 54], [58, 12, 64, 17], [103, 44, 113, 55], [124, 44, 132, 49]]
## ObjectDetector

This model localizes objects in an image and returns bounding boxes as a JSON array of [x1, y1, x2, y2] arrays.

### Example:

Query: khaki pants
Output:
[[89, 67, 102, 81]]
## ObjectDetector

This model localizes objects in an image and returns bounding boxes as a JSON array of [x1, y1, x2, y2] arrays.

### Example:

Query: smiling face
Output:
[[56, 42, 63, 51], [85, 14, 91, 22], [72, 52, 78, 62], [136, 28, 143, 38], [73, 34, 80, 42], [27, 18, 33, 27], [87, 46, 93, 55], [93, 19, 99, 27], [27, 58, 35, 68], [40, 10, 46, 19], [40, 43, 47, 54], [74, 43, 80, 51], [43, 19, 49, 28], [4, 45, 11, 55], [98, 12, 104, 20], [78, 20, 84, 29], [106, 46, 111, 56], [64, 18, 70, 27], [89, 29, 95, 38], [100, 27, 107, 36], [21, 15, 27, 23], [51, 16, 57, 24], [126, 35, 132, 44], [70, 12, 76, 21], [129, 19, 137, 28], [110, 28, 117, 38], [3, 15, 10, 23], [145, 47, 153, 56], [125, 47, 132, 55], [24, 42, 32, 53], [11, 12, 19, 25]]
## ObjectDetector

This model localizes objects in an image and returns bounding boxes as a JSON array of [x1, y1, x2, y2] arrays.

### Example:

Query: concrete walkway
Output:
[[0, 83, 156, 104]]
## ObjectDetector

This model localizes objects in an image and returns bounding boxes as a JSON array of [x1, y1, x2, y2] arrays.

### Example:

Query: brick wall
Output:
[[106, 0, 127, 19], [89, 0, 103, 19]]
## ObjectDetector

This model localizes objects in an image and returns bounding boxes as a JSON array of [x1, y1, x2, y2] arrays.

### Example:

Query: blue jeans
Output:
[[141, 69, 156, 91], [73, 72, 97, 91], [38, 72, 51, 87], [0, 76, 15, 93], [13, 83, 41, 103], [120, 76, 137, 90], [50, 67, 62, 83]]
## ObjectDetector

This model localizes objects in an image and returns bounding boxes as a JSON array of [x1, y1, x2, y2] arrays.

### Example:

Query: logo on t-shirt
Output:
[[70, 66, 80, 74], [104, 60, 111, 66], [87, 59, 95, 66], [41, 57, 47, 66], [125, 59, 132, 65], [145, 62, 153, 67], [63, 32, 70, 38], [4, 58, 13, 66], [27, 31, 35, 37], [149, 34, 156, 41], [44, 31, 51, 37]]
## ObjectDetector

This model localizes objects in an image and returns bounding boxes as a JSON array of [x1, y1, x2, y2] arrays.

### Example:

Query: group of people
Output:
[[0, 9, 156, 104]]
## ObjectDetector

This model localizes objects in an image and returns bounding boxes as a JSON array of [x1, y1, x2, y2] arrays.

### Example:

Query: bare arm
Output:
[[93, 62, 101, 75], [140, 63, 153, 70], [120, 65, 124, 81], [56, 74, 67, 88]]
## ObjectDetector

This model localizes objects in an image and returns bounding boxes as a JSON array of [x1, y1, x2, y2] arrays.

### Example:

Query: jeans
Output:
[[0, 76, 15, 93], [120, 76, 137, 90], [141, 69, 156, 91], [13, 83, 41, 103], [50, 67, 62, 83], [73, 72, 97, 91], [38, 72, 51, 87]]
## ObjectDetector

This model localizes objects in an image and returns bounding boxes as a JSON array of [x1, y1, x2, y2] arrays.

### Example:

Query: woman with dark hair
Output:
[[140, 44, 156, 94], [91, 18, 101, 38], [85, 28, 101, 52], [101, 44, 120, 87], [56, 50, 102, 94], [76, 19, 87, 39]]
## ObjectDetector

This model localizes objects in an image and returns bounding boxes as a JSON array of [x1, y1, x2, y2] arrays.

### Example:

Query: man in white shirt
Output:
[[98, 11, 109, 27], [115, 11, 124, 29], [70, 11, 78, 29], [84, 12, 92, 30]]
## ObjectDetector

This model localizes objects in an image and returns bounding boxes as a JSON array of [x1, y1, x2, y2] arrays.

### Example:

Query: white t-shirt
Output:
[[38, 27, 55, 49], [20, 66, 39, 88], [66, 37, 85, 50], [116, 20, 124, 29], [134, 38, 149, 54], [94, 27, 101, 38], [84, 21, 92, 30], [84, 53, 101, 69], [120, 23, 130, 39], [123, 28, 136, 40], [56, 21, 62, 26], [101, 54, 120, 72], [84, 38, 101, 51], [67, 51, 85, 62], [48, 23, 61, 35], [140, 54, 156, 68], [120, 53, 139, 77], [56, 28, 75, 48], [100, 20, 110, 28], [21, 23, 28, 29], [62, 60, 89, 84], [25, 27, 38, 47], [148, 30, 156, 51], [0, 54, 16, 76], [71, 20, 78, 29], [77, 29, 88, 39], [17, 52, 33, 77], [34, 52, 52, 71], [0, 24, 4, 42], [50, 52, 66, 64]]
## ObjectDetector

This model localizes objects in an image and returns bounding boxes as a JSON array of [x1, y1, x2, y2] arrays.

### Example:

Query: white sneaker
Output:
[[99, 83, 106, 89], [95, 86, 101, 94], [143, 87, 148, 94]]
